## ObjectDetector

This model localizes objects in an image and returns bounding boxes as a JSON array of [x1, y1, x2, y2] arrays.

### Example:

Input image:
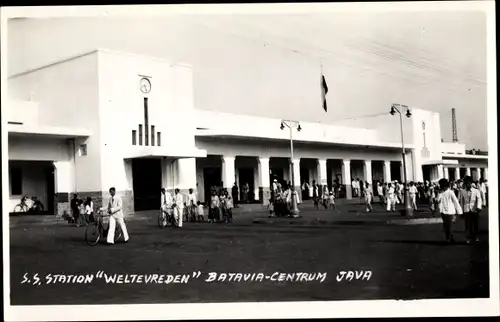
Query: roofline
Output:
[[9, 48, 192, 79], [8, 49, 99, 79]]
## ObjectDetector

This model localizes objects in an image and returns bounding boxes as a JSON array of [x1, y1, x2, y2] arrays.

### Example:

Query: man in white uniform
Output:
[[173, 188, 184, 228], [104, 187, 130, 244]]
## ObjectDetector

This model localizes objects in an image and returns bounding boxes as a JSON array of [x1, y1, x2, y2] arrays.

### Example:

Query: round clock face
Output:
[[140, 78, 151, 93]]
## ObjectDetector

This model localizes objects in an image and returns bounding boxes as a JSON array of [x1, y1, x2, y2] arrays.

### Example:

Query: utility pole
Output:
[[280, 120, 302, 217]]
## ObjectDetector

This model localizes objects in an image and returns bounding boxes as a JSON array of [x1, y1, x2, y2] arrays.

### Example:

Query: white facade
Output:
[[6, 49, 488, 214]]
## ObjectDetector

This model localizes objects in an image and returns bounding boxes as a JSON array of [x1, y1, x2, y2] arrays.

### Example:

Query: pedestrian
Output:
[[173, 188, 184, 228], [409, 182, 418, 211], [225, 192, 234, 223], [70, 194, 79, 224], [377, 182, 385, 205], [322, 186, 329, 209], [187, 188, 197, 222], [209, 189, 220, 223], [232, 183, 239, 208], [160, 188, 174, 226], [76, 199, 87, 227], [437, 178, 463, 243], [479, 178, 487, 207], [386, 183, 396, 212], [329, 191, 336, 210], [196, 201, 205, 222], [102, 187, 130, 244], [84, 197, 94, 223], [364, 182, 374, 212], [458, 176, 483, 243]]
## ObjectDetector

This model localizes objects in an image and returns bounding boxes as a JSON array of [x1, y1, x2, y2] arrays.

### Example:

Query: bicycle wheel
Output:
[[13, 204, 27, 214], [158, 211, 167, 228], [166, 213, 174, 227], [85, 224, 100, 246]]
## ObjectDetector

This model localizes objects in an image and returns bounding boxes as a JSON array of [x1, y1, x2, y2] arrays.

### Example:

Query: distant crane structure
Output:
[[452, 108, 458, 143]]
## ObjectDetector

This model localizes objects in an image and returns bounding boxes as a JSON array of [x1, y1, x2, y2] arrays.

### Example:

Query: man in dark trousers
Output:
[[70, 194, 79, 224], [232, 183, 239, 208]]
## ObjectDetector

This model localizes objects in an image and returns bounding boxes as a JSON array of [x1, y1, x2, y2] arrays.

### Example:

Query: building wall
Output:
[[96, 50, 198, 212], [8, 52, 102, 193], [195, 137, 409, 162], [8, 136, 71, 162]]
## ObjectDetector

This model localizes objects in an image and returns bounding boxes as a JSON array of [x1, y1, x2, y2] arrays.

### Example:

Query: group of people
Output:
[[70, 195, 95, 227], [436, 176, 486, 243], [268, 179, 302, 217], [160, 188, 207, 226], [71, 187, 130, 245]]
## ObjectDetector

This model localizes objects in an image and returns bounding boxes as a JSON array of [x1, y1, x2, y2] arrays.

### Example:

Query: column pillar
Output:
[[483, 168, 488, 180], [383, 160, 392, 183], [443, 167, 449, 180], [342, 159, 352, 199], [364, 160, 372, 185], [54, 161, 74, 217], [455, 167, 460, 181], [475, 167, 481, 180], [466, 167, 471, 177], [258, 158, 270, 205], [221, 156, 235, 190], [317, 159, 327, 189], [437, 164, 444, 180]]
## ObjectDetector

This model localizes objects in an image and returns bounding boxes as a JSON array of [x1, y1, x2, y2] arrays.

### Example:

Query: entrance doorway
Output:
[[422, 165, 432, 182], [45, 165, 55, 214], [204, 167, 221, 202], [238, 168, 255, 202], [300, 167, 310, 185], [132, 158, 161, 211]]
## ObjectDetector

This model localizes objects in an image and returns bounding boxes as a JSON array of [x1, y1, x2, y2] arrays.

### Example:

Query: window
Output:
[[139, 125, 143, 145], [157, 132, 161, 147], [10, 167, 22, 195], [79, 144, 87, 156], [151, 125, 155, 146], [132, 130, 137, 145]]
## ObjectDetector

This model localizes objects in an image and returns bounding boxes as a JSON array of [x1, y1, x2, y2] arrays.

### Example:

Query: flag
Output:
[[321, 74, 329, 112]]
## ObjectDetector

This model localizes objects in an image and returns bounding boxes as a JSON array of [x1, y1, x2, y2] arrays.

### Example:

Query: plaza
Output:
[[9, 200, 490, 305]]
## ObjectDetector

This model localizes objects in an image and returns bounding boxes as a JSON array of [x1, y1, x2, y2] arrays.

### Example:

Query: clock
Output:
[[139, 78, 151, 93]]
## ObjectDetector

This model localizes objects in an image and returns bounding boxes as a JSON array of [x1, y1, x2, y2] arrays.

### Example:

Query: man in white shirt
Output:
[[103, 187, 130, 244], [173, 188, 184, 228], [408, 182, 418, 211], [386, 183, 396, 212], [459, 177, 483, 243], [437, 179, 463, 243]]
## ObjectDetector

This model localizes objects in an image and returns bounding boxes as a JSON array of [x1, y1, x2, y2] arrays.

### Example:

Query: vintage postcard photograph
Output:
[[2, 2, 498, 321]]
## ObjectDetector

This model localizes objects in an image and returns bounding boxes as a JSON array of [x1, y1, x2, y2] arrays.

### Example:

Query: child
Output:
[[225, 194, 233, 223], [268, 198, 274, 216], [329, 191, 336, 210], [196, 201, 205, 222], [76, 200, 87, 227]]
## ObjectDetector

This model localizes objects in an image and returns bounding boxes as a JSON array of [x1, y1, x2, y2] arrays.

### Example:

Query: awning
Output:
[[8, 123, 91, 138], [124, 147, 207, 159]]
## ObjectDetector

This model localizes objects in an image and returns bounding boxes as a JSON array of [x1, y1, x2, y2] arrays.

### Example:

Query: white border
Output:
[[2, 2, 498, 321]]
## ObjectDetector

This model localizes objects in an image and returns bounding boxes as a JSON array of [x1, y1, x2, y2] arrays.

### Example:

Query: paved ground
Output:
[[9, 201, 490, 305]]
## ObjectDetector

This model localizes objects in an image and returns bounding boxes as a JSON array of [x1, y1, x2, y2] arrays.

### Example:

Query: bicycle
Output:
[[13, 196, 30, 213], [85, 210, 122, 246], [158, 206, 178, 228], [13, 195, 45, 214]]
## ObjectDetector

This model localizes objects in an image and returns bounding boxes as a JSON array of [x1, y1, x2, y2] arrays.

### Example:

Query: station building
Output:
[[6, 49, 489, 216]]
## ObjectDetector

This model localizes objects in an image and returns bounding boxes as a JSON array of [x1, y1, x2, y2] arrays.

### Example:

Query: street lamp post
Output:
[[390, 104, 413, 217], [280, 120, 302, 217]]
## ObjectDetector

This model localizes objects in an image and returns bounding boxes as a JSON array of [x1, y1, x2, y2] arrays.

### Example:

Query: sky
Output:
[[6, 6, 489, 150]]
